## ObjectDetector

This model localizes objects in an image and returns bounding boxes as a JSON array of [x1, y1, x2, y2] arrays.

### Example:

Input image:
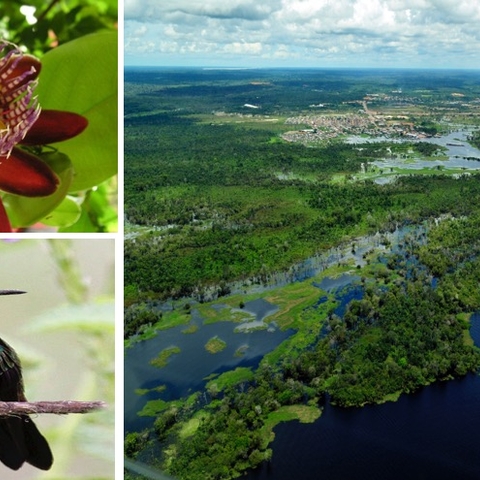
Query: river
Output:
[[245, 315, 480, 480]]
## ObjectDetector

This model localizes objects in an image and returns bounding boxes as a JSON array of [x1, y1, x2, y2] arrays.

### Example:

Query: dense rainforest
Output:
[[125, 68, 480, 480], [126, 173, 480, 308]]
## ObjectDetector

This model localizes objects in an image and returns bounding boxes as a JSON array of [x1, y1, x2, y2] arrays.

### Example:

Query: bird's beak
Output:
[[0, 290, 26, 295]]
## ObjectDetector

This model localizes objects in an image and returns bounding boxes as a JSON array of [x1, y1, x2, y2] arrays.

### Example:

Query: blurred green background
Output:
[[0, 239, 115, 479]]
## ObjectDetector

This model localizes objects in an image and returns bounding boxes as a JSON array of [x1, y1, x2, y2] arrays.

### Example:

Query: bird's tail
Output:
[[23, 416, 53, 470], [0, 416, 53, 470]]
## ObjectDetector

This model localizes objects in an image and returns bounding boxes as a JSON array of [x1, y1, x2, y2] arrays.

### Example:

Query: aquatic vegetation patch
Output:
[[134, 388, 149, 396], [197, 302, 253, 324], [206, 367, 254, 392], [150, 346, 181, 368], [137, 399, 170, 417], [182, 323, 199, 334], [265, 281, 323, 329], [261, 405, 322, 445], [234, 344, 249, 357], [205, 336, 227, 354]]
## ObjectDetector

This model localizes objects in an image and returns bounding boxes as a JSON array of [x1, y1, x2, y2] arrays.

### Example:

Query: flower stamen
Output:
[[0, 41, 41, 157]]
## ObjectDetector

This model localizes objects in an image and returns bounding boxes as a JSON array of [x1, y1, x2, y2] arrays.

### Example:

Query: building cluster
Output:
[[283, 113, 382, 143], [282, 111, 434, 144]]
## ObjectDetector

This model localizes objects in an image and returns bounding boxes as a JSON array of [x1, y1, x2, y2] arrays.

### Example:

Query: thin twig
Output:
[[0, 400, 106, 416], [36, 0, 61, 23]]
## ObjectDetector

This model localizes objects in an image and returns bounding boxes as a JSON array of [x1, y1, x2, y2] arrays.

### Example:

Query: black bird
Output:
[[0, 289, 53, 470]]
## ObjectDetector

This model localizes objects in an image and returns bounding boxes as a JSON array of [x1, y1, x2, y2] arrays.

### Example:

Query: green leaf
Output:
[[3, 151, 74, 228], [60, 180, 118, 232], [85, 182, 118, 231], [41, 195, 81, 227], [59, 206, 97, 232], [36, 31, 118, 192]]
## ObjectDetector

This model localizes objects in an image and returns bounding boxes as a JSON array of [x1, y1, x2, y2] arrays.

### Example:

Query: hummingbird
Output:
[[0, 289, 53, 470]]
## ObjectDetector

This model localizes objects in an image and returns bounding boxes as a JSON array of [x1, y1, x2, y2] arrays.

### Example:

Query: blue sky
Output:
[[125, 0, 480, 69]]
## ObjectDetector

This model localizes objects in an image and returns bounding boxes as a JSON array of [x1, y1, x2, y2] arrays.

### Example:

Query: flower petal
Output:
[[0, 198, 12, 232], [0, 148, 59, 197], [0, 43, 41, 99], [21, 110, 88, 146], [9, 54, 41, 82]]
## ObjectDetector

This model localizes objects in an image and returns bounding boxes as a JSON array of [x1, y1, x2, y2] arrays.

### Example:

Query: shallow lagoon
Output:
[[124, 300, 292, 432]]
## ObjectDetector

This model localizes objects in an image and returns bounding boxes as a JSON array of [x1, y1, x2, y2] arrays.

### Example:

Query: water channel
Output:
[[125, 225, 420, 432]]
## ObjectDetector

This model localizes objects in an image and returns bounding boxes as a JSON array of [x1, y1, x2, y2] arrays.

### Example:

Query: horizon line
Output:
[[124, 64, 480, 71]]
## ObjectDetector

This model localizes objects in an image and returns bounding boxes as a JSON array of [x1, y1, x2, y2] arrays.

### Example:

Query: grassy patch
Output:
[[463, 330, 475, 347], [150, 346, 181, 368], [263, 307, 329, 366], [381, 391, 402, 403], [197, 302, 253, 324], [152, 385, 167, 394], [156, 310, 193, 330], [261, 405, 322, 446], [457, 313, 475, 346], [179, 412, 210, 439], [262, 291, 333, 366], [182, 323, 199, 334], [134, 385, 166, 396], [179, 418, 201, 439], [125, 310, 193, 347], [137, 399, 169, 417], [264, 281, 323, 330], [206, 367, 254, 392], [205, 336, 227, 354], [138, 398, 185, 417], [124, 325, 159, 348]]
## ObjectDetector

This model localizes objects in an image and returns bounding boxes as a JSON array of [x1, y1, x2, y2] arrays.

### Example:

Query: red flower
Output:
[[0, 40, 88, 232]]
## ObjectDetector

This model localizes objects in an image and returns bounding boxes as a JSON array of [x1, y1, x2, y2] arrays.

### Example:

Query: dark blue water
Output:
[[245, 314, 480, 480]]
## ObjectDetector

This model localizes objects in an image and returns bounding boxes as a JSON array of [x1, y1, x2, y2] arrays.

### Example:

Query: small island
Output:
[[149, 346, 181, 368], [205, 336, 227, 354]]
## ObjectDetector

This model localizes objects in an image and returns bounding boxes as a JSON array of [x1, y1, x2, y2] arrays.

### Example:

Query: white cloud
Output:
[[223, 42, 263, 55], [133, 24, 147, 36], [125, 0, 282, 21], [125, 0, 480, 68]]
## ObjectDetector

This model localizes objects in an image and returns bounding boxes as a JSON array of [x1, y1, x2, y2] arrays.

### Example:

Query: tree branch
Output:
[[0, 401, 106, 416], [36, 0, 61, 23]]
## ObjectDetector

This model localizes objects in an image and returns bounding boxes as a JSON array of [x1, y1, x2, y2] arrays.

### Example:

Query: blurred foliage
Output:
[[0, 1, 118, 232], [0, 0, 117, 56], [26, 239, 115, 479]]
